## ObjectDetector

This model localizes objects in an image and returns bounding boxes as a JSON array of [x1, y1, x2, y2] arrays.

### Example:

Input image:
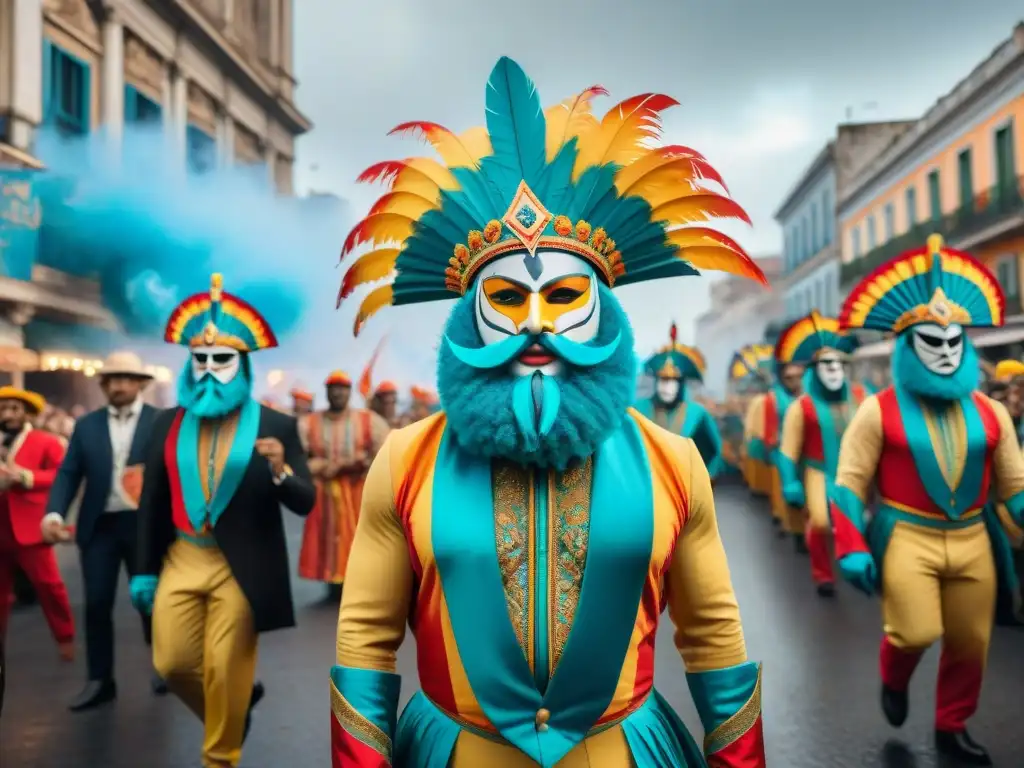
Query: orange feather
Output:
[[388, 121, 491, 168], [357, 158, 458, 192], [341, 214, 416, 256], [666, 227, 747, 253], [368, 191, 439, 218], [618, 158, 729, 207], [353, 284, 395, 337], [613, 145, 708, 190], [573, 93, 679, 180], [652, 193, 752, 226], [338, 248, 400, 304], [544, 84, 608, 161], [667, 236, 767, 286]]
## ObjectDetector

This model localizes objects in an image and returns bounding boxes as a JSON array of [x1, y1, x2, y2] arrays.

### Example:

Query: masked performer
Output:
[[0, 387, 74, 659], [330, 56, 768, 768], [636, 324, 724, 480], [763, 346, 805, 536], [735, 346, 772, 497], [130, 274, 315, 768], [829, 236, 1024, 766], [298, 371, 389, 592], [775, 311, 862, 590]]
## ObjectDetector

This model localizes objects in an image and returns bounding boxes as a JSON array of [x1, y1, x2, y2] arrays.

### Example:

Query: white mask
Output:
[[655, 377, 681, 404], [814, 352, 846, 392], [911, 322, 964, 376], [191, 345, 241, 384], [474, 249, 600, 377]]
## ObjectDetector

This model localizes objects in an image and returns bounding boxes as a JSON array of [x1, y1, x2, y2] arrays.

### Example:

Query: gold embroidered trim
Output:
[[704, 666, 763, 755], [550, 458, 592, 670], [492, 461, 533, 662], [330, 679, 392, 758]]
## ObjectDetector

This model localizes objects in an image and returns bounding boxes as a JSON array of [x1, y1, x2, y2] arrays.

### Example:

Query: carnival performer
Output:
[[735, 345, 772, 496], [765, 339, 805, 537], [129, 274, 315, 768], [369, 381, 402, 428], [398, 384, 436, 426], [0, 387, 74, 660], [635, 323, 724, 480], [829, 235, 1024, 766], [775, 311, 862, 590], [330, 56, 767, 768], [289, 386, 314, 452], [297, 371, 389, 595]]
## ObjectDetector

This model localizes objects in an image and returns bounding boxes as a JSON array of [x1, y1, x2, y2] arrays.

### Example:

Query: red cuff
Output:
[[708, 715, 766, 768], [331, 713, 391, 768], [830, 501, 870, 559]]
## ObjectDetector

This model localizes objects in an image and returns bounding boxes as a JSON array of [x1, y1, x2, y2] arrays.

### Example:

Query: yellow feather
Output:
[[459, 126, 493, 162], [671, 245, 768, 285], [631, 177, 703, 209], [369, 191, 438, 219], [404, 158, 459, 189], [354, 284, 395, 337], [340, 248, 400, 300], [544, 88, 604, 161], [572, 94, 677, 181], [343, 214, 416, 255]]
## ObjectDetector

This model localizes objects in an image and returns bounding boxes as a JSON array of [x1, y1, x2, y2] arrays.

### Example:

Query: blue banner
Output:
[[0, 170, 41, 281]]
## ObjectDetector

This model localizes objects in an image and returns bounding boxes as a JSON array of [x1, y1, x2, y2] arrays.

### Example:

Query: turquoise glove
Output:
[[130, 575, 159, 615], [782, 481, 805, 509], [838, 553, 877, 596]]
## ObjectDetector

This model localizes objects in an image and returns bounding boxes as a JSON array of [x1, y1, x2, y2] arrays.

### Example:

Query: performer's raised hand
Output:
[[255, 437, 286, 476]]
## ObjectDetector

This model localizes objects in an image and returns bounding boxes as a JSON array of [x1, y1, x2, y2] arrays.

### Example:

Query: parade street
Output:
[[2, 484, 1022, 768]]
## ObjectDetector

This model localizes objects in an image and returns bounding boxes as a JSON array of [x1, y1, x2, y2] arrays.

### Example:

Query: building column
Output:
[[7, 0, 43, 151], [4, 304, 35, 389], [100, 9, 125, 145], [267, 0, 281, 70], [265, 144, 278, 190], [219, 110, 234, 168], [169, 66, 188, 166]]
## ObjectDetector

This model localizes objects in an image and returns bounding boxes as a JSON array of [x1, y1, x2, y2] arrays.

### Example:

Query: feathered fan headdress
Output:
[[643, 322, 707, 381], [729, 344, 773, 382], [338, 56, 767, 335], [776, 310, 858, 365]]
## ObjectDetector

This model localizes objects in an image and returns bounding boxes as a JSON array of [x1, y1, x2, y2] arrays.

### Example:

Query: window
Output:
[[867, 215, 877, 249], [905, 186, 917, 229], [803, 215, 811, 259], [822, 189, 832, 245], [824, 276, 835, 315], [124, 85, 162, 125], [928, 170, 942, 220], [810, 202, 819, 254], [958, 148, 973, 209], [186, 125, 217, 175], [997, 256, 1019, 299], [813, 279, 822, 311], [42, 40, 90, 136], [995, 123, 1016, 200], [852, 226, 862, 258]]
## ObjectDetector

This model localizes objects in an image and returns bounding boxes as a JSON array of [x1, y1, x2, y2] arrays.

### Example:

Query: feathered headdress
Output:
[[164, 273, 278, 352], [338, 56, 767, 335], [776, 310, 858, 365], [644, 322, 706, 381], [729, 343, 774, 382], [994, 359, 1024, 381], [840, 234, 1004, 333]]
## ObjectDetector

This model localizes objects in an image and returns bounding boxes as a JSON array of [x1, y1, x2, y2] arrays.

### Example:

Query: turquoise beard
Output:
[[892, 332, 980, 402], [177, 355, 254, 418], [437, 284, 637, 469]]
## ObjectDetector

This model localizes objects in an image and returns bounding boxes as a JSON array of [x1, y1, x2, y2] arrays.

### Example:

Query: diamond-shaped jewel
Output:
[[502, 180, 552, 256], [928, 288, 953, 324]]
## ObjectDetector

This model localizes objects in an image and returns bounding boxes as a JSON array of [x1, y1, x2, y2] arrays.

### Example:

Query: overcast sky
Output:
[[290, 0, 1023, 390]]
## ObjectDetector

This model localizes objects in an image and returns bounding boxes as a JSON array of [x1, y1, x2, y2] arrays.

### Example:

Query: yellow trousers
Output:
[[450, 722, 631, 766], [152, 540, 258, 768], [769, 465, 804, 533]]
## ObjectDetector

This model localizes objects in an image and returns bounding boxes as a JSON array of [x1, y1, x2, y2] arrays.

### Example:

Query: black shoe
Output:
[[934, 729, 992, 765], [881, 684, 908, 727], [243, 681, 266, 743], [771, 517, 781, 527], [794, 534, 809, 555], [69, 679, 117, 711], [816, 582, 836, 598], [151, 672, 168, 696]]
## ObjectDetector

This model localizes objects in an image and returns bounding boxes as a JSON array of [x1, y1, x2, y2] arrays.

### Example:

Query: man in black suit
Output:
[[41, 352, 166, 710], [130, 274, 314, 768]]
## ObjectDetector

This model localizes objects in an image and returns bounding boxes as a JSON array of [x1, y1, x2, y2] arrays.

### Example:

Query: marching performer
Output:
[[398, 385, 437, 426], [765, 344, 805, 535], [735, 345, 772, 496], [130, 274, 315, 768], [636, 324, 724, 479], [776, 311, 862, 590], [297, 371, 389, 595], [829, 236, 1024, 766], [0, 387, 74, 660], [369, 381, 402, 428], [289, 386, 314, 452], [330, 56, 767, 767]]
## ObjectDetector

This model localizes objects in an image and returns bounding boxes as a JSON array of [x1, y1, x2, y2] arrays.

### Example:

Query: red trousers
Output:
[[0, 509, 74, 645]]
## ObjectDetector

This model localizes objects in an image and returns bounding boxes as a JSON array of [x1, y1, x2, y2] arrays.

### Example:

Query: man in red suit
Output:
[[0, 386, 74, 659]]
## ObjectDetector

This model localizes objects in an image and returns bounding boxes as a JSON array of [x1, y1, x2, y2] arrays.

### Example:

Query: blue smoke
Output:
[[30, 124, 343, 346]]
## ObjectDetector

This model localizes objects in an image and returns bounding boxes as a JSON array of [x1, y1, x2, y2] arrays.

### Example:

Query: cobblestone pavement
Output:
[[2, 483, 1022, 767]]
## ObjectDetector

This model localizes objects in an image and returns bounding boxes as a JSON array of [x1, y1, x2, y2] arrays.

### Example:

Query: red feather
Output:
[[670, 322, 678, 343], [388, 120, 447, 139], [356, 160, 405, 185]]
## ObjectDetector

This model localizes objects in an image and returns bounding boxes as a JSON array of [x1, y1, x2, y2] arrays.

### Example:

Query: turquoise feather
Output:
[[532, 138, 578, 212], [480, 57, 547, 198]]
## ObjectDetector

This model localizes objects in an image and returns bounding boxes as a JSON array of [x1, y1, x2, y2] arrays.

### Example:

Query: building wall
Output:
[[0, 0, 309, 194], [781, 166, 836, 274], [839, 28, 1024, 269], [783, 256, 840, 320]]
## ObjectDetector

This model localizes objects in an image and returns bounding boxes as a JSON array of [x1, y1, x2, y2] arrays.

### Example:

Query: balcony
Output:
[[841, 176, 1024, 288]]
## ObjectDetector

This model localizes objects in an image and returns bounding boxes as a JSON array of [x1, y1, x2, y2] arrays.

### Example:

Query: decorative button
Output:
[[535, 708, 550, 731]]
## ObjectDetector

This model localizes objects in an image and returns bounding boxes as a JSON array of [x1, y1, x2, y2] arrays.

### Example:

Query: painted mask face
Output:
[[655, 376, 681, 404], [475, 250, 600, 377], [911, 322, 964, 376], [814, 351, 846, 392], [190, 345, 241, 384]]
